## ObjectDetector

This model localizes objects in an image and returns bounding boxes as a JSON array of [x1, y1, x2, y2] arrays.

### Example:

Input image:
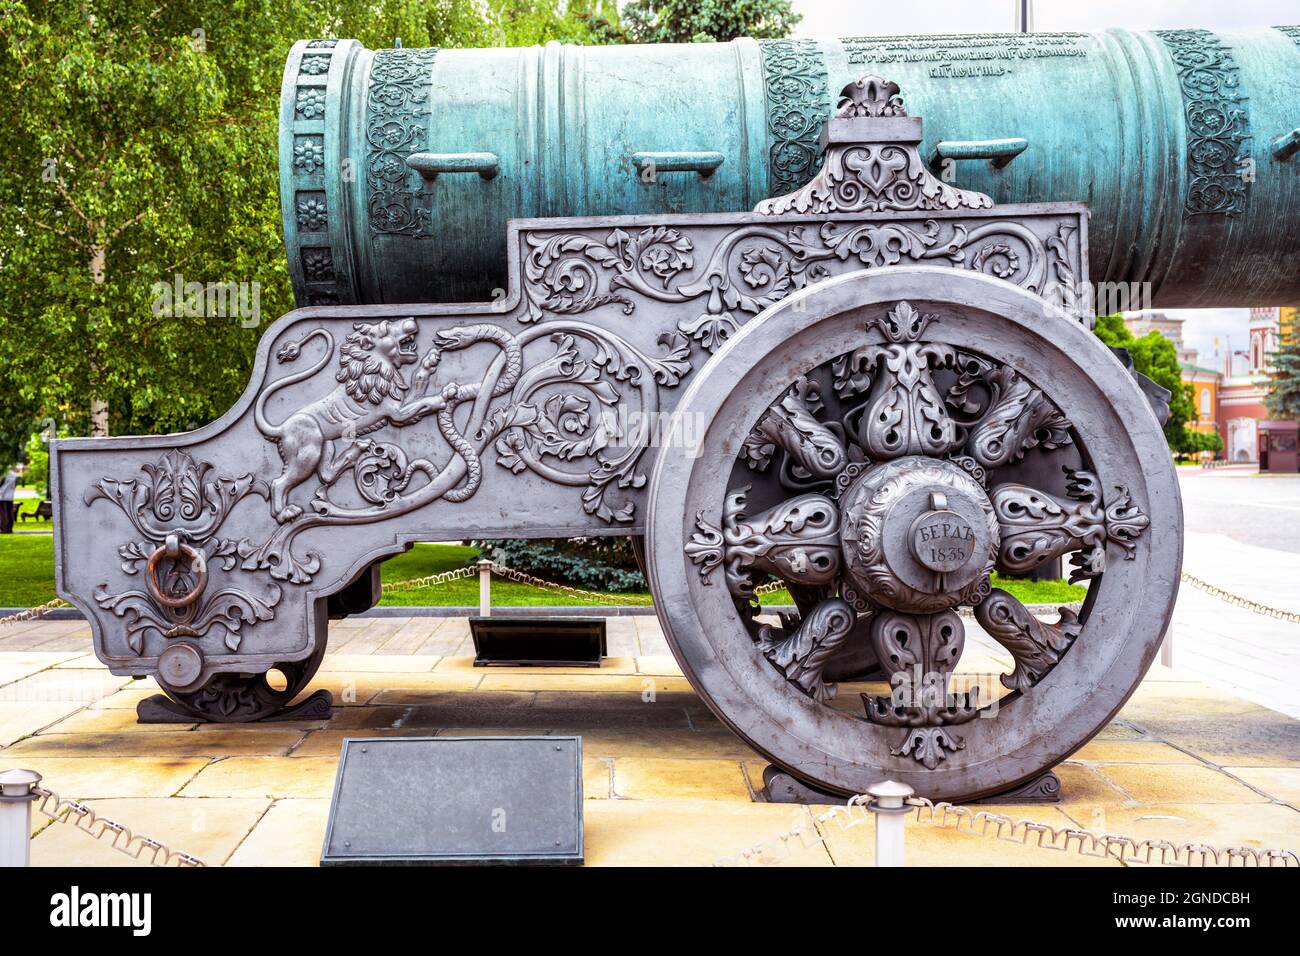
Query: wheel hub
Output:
[[839, 456, 999, 613]]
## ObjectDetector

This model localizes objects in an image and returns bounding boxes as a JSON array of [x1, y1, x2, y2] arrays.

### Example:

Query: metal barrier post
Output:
[[478, 559, 492, 617], [1160, 622, 1173, 668], [866, 780, 914, 867], [0, 769, 42, 867]]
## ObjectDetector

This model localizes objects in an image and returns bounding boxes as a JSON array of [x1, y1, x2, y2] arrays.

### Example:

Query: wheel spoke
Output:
[[862, 608, 978, 768], [990, 468, 1150, 581], [756, 598, 855, 703], [974, 588, 1082, 692], [964, 365, 1072, 469], [685, 485, 841, 596], [742, 376, 848, 480]]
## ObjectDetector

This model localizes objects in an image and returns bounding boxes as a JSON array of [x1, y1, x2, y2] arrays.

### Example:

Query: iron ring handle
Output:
[[928, 138, 1028, 170], [406, 152, 500, 181], [146, 537, 207, 609], [632, 151, 725, 179]]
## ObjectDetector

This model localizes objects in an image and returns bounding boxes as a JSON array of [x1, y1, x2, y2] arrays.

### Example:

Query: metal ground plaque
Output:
[[320, 736, 583, 865]]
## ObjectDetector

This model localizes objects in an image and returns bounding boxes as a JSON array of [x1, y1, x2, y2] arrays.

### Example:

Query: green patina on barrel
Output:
[[280, 28, 1300, 308]]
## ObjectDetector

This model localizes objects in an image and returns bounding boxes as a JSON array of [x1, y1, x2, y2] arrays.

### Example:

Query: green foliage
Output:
[[0, 1, 622, 440], [0, 360, 40, 470], [1182, 428, 1223, 457], [622, 0, 798, 42], [476, 537, 647, 592], [21, 429, 50, 491], [1266, 327, 1300, 422], [1093, 314, 1196, 451]]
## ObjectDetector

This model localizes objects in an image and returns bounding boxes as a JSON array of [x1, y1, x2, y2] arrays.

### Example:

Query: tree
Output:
[[622, 0, 799, 43], [0, 1, 621, 440], [1266, 326, 1300, 421], [1093, 314, 1196, 451]]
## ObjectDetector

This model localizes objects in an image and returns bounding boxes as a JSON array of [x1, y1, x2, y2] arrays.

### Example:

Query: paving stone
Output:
[[529, 692, 696, 729], [40, 706, 197, 734], [1091, 763, 1270, 804], [87, 685, 162, 710], [376, 618, 447, 654], [12, 756, 209, 799], [180, 756, 339, 799], [382, 691, 536, 721], [4, 729, 305, 758], [0, 651, 82, 685], [288, 727, 456, 758], [435, 655, 638, 676], [613, 757, 752, 801], [30, 797, 271, 867], [1064, 802, 1300, 859], [1093, 719, 1148, 740], [0, 668, 131, 705], [815, 805, 1119, 867], [319, 654, 440, 673], [1119, 685, 1300, 767], [1069, 740, 1200, 764], [0, 701, 90, 746], [584, 798, 833, 866], [51, 654, 108, 669], [308, 670, 482, 706], [226, 799, 331, 867], [556, 727, 754, 760], [1051, 762, 1132, 806], [320, 705, 414, 730], [604, 617, 639, 658], [584, 757, 611, 799], [414, 618, 472, 656], [477, 673, 692, 693], [635, 655, 682, 676], [1220, 766, 1300, 806]]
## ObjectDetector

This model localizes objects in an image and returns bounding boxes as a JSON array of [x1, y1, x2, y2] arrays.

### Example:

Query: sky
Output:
[[789, 0, 1299, 364]]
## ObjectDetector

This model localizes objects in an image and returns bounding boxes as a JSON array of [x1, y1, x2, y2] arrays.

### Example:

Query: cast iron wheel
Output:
[[647, 267, 1181, 801]]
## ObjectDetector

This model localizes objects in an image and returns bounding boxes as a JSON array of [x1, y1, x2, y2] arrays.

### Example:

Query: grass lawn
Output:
[[0, 535, 59, 607], [0, 538, 1087, 609]]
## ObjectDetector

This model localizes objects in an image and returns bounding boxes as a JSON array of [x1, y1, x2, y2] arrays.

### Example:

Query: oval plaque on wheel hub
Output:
[[839, 456, 998, 613], [648, 268, 1181, 801]]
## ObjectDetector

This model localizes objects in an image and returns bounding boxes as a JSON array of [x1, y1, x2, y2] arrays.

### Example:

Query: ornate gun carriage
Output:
[[53, 29, 1300, 800]]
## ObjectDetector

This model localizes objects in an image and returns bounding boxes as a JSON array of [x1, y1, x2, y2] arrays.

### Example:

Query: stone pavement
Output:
[[1173, 468, 1300, 718], [0, 615, 1297, 867]]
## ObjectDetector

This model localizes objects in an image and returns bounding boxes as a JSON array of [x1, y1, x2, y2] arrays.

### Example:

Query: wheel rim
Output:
[[647, 267, 1182, 800]]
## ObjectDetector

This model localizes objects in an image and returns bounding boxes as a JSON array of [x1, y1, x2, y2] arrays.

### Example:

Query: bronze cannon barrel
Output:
[[279, 28, 1300, 307]]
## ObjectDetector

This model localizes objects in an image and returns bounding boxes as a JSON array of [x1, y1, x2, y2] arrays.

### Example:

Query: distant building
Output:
[[1181, 362, 1221, 435], [1124, 312, 1198, 364], [1126, 309, 1292, 462]]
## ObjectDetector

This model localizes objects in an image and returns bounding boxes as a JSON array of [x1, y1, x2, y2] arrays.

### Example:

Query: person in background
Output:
[[0, 467, 17, 534]]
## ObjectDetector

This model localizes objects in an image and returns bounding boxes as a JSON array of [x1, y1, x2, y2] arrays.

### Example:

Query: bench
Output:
[[19, 500, 53, 522]]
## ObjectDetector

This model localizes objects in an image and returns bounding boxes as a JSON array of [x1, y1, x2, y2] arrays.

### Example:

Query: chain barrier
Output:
[[715, 793, 1299, 867], [0, 598, 70, 629], [378, 561, 650, 605], [378, 564, 477, 594], [31, 785, 206, 867], [484, 562, 649, 605], [1180, 572, 1300, 623]]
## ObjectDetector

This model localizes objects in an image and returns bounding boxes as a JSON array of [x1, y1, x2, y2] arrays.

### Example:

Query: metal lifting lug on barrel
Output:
[[55, 27, 1300, 800]]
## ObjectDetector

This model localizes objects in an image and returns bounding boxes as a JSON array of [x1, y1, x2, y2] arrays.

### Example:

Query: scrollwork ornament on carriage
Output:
[[84, 449, 277, 654]]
